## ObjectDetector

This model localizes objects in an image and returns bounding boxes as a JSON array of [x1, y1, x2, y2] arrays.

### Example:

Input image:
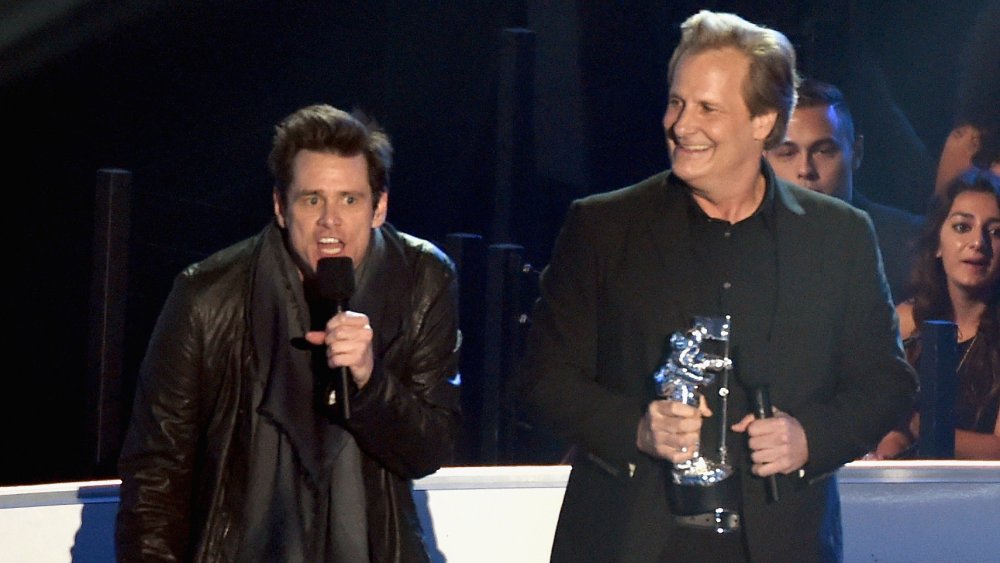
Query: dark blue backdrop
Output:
[[1, 0, 991, 484]]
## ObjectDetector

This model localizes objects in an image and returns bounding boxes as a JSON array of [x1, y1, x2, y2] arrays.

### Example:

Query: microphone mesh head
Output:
[[317, 257, 354, 301]]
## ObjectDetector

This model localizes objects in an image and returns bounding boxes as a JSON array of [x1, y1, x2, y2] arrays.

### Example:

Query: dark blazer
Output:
[[519, 167, 917, 562], [852, 191, 924, 304]]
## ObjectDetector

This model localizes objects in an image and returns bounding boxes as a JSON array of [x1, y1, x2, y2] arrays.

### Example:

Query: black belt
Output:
[[674, 509, 741, 533]]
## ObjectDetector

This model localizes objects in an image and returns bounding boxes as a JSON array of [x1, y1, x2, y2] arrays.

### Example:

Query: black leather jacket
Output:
[[116, 222, 461, 562]]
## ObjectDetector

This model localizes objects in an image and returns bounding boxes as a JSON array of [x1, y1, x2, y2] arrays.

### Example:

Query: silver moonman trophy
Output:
[[653, 315, 740, 532]]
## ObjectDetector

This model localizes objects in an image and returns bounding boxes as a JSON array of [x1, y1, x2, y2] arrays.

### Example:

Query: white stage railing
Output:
[[1, 461, 998, 562]]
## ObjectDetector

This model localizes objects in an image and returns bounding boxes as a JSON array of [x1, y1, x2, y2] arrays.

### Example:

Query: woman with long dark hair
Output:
[[876, 168, 1000, 459]]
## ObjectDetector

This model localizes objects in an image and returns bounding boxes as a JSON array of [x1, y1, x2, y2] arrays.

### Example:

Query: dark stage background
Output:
[[1, 0, 992, 485]]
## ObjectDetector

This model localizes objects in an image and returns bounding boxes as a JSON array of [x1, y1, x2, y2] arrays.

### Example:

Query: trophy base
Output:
[[669, 476, 740, 520], [672, 457, 732, 486]]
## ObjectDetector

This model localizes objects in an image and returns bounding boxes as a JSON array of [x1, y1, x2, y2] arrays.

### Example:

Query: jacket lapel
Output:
[[645, 176, 701, 329], [616, 176, 702, 398]]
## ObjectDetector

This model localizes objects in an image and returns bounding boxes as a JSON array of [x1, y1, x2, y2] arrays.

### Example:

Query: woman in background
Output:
[[876, 168, 1000, 459]]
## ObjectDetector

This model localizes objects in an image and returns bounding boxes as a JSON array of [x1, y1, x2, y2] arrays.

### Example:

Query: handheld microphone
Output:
[[752, 386, 780, 503], [311, 256, 355, 421]]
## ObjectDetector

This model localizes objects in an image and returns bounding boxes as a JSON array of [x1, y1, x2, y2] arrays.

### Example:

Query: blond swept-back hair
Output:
[[668, 10, 799, 149]]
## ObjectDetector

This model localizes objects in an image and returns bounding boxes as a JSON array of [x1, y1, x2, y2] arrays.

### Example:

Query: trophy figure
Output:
[[653, 315, 740, 532]]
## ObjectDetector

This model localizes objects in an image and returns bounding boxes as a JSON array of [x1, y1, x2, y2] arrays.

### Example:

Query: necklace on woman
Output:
[[957, 333, 978, 373]]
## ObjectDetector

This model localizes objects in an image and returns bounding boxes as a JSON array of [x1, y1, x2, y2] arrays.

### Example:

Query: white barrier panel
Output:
[[1, 462, 998, 562]]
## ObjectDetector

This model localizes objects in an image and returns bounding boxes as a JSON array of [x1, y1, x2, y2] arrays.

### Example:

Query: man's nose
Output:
[[669, 107, 693, 137], [798, 154, 818, 180], [319, 203, 341, 226]]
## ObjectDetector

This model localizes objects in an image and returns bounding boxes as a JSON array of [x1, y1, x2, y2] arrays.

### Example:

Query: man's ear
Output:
[[853, 134, 864, 171], [372, 191, 388, 228], [752, 110, 778, 144], [272, 188, 286, 228]]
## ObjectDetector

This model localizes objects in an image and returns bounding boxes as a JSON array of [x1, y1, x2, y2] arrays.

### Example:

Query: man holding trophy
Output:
[[517, 9, 917, 563]]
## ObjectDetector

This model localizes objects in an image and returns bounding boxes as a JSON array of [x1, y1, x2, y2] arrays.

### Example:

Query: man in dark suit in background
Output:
[[766, 78, 925, 303], [517, 10, 916, 562]]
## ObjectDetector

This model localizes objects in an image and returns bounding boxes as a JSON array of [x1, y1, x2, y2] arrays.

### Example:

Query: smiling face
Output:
[[766, 104, 860, 201], [937, 190, 1000, 300], [663, 47, 777, 195], [274, 150, 387, 275]]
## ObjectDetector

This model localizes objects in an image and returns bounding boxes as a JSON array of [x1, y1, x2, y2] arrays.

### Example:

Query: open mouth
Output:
[[319, 237, 344, 256], [677, 143, 711, 153]]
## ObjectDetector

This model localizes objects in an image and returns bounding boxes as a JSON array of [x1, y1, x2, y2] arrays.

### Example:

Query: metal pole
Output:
[[86, 168, 132, 472], [443, 233, 486, 464]]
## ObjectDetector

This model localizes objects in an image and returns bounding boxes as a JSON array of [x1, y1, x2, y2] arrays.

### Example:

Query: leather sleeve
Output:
[[345, 251, 462, 479], [115, 273, 209, 562]]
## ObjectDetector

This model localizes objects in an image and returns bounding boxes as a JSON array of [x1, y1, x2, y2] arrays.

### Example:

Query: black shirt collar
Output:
[[676, 157, 778, 234]]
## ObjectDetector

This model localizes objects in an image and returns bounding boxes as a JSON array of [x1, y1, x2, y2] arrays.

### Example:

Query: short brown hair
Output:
[[268, 104, 392, 209], [795, 78, 856, 143]]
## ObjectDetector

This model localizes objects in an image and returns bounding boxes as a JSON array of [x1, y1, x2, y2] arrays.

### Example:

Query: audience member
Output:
[[875, 168, 999, 460], [116, 104, 461, 561], [933, 3, 1000, 201], [766, 78, 924, 303]]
